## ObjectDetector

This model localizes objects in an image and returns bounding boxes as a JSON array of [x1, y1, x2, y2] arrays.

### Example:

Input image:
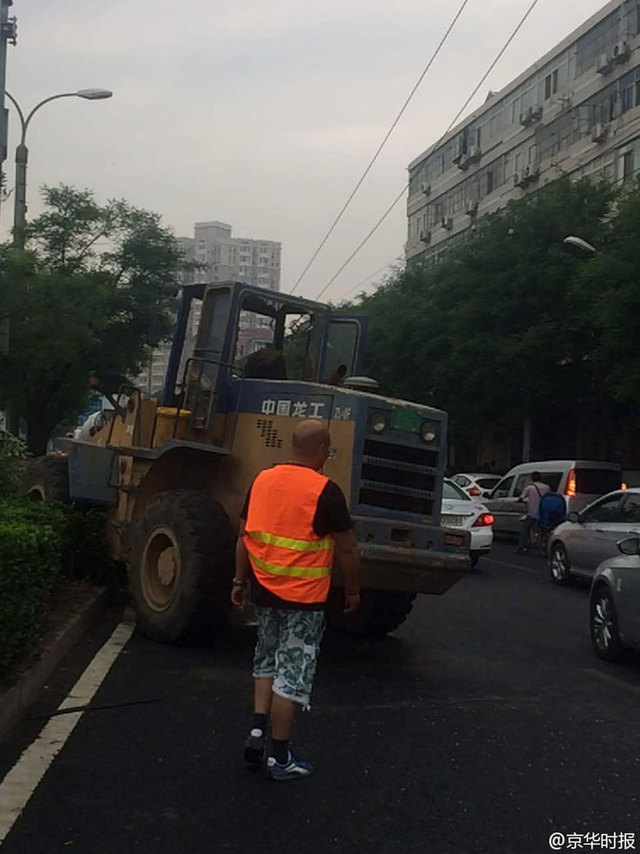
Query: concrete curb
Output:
[[0, 587, 109, 742]]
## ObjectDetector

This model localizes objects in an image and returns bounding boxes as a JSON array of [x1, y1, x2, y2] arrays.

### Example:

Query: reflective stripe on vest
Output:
[[246, 530, 334, 553], [244, 464, 334, 604]]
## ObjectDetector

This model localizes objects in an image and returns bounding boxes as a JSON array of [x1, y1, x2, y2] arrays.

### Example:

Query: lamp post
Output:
[[5, 88, 112, 249], [563, 235, 597, 254]]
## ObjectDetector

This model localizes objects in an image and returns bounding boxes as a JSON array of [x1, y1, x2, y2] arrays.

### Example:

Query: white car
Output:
[[451, 472, 502, 499], [442, 479, 494, 567]]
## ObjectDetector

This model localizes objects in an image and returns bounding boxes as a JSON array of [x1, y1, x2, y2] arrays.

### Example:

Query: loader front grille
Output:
[[358, 439, 438, 517]]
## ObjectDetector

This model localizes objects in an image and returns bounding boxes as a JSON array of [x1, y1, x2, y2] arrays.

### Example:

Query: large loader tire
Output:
[[24, 456, 71, 503], [326, 588, 416, 637], [129, 490, 234, 643]]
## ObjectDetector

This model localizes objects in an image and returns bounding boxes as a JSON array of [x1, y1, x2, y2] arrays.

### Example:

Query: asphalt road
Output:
[[1, 542, 639, 854]]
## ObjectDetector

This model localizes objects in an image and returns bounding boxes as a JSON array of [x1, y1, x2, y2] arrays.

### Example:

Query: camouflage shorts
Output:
[[252, 607, 326, 708]]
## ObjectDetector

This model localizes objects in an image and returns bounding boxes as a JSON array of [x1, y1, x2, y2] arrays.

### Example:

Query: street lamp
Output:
[[563, 235, 597, 254], [5, 88, 112, 249]]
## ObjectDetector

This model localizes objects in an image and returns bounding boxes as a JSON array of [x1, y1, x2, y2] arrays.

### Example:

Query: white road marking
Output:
[[482, 556, 539, 575], [0, 622, 134, 845], [583, 667, 640, 697]]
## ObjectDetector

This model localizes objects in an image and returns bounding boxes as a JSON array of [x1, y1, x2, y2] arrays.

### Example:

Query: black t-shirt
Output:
[[241, 471, 352, 610]]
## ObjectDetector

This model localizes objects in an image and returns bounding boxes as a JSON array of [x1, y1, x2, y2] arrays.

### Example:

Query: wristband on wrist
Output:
[[232, 578, 248, 587]]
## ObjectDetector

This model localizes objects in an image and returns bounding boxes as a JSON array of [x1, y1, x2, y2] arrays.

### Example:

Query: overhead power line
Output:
[[316, 185, 409, 301], [339, 256, 403, 302], [290, 0, 474, 295], [318, 0, 543, 303]]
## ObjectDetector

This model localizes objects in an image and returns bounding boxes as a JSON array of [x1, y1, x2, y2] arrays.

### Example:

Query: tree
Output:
[[350, 177, 619, 464], [0, 185, 185, 454]]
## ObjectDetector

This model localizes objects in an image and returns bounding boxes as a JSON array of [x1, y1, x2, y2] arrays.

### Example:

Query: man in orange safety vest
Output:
[[231, 418, 361, 781]]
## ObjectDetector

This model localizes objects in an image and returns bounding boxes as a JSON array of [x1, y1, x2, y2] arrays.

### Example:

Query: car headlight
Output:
[[420, 420, 438, 443], [369, 411, 387, 434]]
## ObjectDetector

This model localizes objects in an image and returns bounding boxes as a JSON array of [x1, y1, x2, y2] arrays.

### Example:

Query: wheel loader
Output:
[[26, 281, 470, 639]]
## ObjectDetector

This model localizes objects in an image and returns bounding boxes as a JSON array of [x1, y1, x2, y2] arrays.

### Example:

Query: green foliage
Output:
[[0, 497, 122, 676], [0, 185, 187, 454], [351, 176, 634, 455], [61, 506, 123, 585], [0, 430, 28, 495], [3, 497, 119, 583], [0, 500, 64, 675]]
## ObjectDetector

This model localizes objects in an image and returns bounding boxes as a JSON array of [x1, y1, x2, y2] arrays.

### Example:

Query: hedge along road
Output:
[[1, 543, 640, 854]]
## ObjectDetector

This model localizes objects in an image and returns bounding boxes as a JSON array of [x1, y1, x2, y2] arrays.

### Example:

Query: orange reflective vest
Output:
[[244, 464, 334, 605]]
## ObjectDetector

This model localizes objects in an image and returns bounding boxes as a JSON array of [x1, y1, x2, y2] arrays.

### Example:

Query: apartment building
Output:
[[192, 221, 281, 292], [406, 0, 640, 262], [135, 223, 281, 396]]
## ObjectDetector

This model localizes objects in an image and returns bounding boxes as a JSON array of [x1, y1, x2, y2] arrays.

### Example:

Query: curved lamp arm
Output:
[[5, 89, 112, 143]]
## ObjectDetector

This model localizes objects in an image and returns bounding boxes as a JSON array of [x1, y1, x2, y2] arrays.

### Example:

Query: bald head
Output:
[[291, 419, 331, 469]]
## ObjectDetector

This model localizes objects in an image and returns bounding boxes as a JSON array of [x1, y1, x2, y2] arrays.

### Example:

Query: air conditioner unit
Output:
[[520, 106, 542, 127], [419, 229, 432, 244], [528, 162, 540, 181], [465, 200, 478, 217], [513, 173, 521, 187], [591, 122, 609, 143], [611, 40, 630, 64], [596, 52, 612, 75], [441, 217, 453, 230], [420, 182, 432, 196]]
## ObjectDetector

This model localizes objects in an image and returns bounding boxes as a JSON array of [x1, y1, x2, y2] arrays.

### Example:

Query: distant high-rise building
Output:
[[135, 222, 282, 397], [192, 221, 281, 291]]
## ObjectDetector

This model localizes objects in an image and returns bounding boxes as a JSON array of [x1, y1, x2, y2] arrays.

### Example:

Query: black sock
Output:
[[272, 738, 289, 765], [252, 713, 268, 734]]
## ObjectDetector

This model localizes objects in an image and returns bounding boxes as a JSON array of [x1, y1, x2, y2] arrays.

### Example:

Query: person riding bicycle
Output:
[[516, 472, 550, 554]]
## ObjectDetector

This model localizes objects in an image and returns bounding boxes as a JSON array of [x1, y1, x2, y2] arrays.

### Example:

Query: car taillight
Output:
[[565, 469, 577, 498], [468, 486, 481, 497], [622, 482, 628, 490], [473, 513, 494, 527]]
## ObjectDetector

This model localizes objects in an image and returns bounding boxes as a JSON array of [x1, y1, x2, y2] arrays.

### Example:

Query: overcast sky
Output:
[[3, 0, 609, 302]]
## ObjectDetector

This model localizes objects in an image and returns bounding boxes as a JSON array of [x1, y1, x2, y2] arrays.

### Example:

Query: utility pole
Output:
[[0, 0, 16, 216], [0, 0, 16, 360]]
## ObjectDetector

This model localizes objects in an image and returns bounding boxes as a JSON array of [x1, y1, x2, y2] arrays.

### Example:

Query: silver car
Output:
[[548, 488, 640, 585], [590, 536, 640, 661], [485, 460, 622, 536]]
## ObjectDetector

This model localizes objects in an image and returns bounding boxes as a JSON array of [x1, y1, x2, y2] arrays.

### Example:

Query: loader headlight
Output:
[[420, 420, 438, 444], [369, 411, 387, 434]]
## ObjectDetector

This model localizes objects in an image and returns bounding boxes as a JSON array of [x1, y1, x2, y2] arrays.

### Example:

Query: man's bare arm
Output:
[[231, 521, 251, 608], [333, 529, 361, 614], [333, 529, 360, 589], [235, 521, 251, 580]]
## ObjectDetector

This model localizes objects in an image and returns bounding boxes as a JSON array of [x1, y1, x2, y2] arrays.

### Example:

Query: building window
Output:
[[575, 11, 621, 78], [486, 171, 494, 194], [545, 70, 559, 100], [621, 149, 634, 181]]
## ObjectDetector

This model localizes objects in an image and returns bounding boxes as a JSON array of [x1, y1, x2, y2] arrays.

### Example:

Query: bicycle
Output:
[[528, 521, 553, 557]]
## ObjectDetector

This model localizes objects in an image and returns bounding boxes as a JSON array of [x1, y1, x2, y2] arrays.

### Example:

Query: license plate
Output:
[[442, 514, 464, 527], [390, 407, 422, 433]]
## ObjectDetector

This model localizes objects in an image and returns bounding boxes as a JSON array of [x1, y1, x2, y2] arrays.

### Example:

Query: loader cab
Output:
[[161, 282, 366, 441]]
